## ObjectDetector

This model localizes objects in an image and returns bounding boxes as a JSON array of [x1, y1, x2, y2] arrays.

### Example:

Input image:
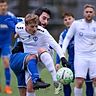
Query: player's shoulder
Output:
[[37, 26, 50, 36], [75, 19, 84, 23], [16, 22, 25, 31], [37, 25, 45, 32], [17, 17, 25, 22], [37, 25, 48, 33], [72, 19, 84, 26], [7, 11, 15, 17], [92, 20, 96, 24]]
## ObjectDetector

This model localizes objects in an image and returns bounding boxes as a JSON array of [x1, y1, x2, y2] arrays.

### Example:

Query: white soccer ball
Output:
[[56, 67, 73, 85]]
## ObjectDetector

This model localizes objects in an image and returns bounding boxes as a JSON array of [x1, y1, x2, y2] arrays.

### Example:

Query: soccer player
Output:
[[56, 12, 75, 96], [62, 4, 96, 96], [56, 11, 93, 96], [7, 12, 68, 96], [34, 7, 51, 28], [34, 8, 54, 57], [0, 0, 16, 94], [7, 8, 52, 96], [14, 12, 68, 96]]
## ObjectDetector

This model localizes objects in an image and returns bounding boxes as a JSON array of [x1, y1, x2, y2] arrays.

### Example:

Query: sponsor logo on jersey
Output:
[[0, 24, 8, 28]]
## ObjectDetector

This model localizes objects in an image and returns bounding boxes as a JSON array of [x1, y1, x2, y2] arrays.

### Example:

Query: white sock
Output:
[[26, 92, 36, 96], [74, 87, 82, 96], [40, 52, 57, 81], [94, 87, 96, 96]]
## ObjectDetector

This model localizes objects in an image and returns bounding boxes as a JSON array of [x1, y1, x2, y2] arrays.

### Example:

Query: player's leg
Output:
[[63, 62, 74, 96], [38, 48, 57, 83], [25, 61, 45, 96], [1, 45, 12, 94], [74, 78, 84, 96], [17, 70, 26, 96], [85, 71, 93, 96], [26, 54, 50, 89], [26, 74, 36, 96], [74, 56, 88, 96], [63, 84, 71, 96], [10, 53, 50, 90], [25, 61, 49, 96], [0, 48, 2, 92], [89, 58, 96, 96], [19, 88, 26, 96]]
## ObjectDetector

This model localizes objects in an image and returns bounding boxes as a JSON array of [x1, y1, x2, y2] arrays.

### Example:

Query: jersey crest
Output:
[[33, 36, 38, 41]]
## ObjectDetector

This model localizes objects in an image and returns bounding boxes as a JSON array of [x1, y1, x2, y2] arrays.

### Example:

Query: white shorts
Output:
[[74, 54, 96, 79], [25, 62, 45, 84]]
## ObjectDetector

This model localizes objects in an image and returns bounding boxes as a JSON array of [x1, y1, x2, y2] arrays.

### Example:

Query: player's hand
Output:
[[55, 64, 60, 71], [61, 57, 69, 67], [14, 33, 19, 38]]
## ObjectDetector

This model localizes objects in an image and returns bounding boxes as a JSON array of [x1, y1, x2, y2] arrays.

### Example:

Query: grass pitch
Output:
[[0, 59, 86, 96]]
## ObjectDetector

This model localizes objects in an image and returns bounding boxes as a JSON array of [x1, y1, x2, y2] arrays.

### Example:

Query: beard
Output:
[[39, 21, 47, 28]]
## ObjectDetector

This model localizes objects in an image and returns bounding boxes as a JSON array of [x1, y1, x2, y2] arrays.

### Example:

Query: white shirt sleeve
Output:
[[62, 21, 76, 54], [44, 30, 65, 58]]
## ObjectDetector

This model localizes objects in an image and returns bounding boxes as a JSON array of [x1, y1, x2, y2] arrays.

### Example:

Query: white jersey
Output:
[[62, 19, 96, 56], [15, 23, 64, 58]]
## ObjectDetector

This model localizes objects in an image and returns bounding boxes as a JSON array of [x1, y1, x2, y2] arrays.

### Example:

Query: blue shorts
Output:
[[10, 53, 29, 87], [0, 44, 11, 57]]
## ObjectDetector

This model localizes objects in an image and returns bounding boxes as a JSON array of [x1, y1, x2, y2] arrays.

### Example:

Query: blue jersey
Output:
[[56, 28, 74, 70], [0, 14, 17, 46]]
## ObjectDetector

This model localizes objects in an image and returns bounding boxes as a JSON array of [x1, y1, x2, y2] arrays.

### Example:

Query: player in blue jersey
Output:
[[0, 0, 17, 94], [56, 12, 93, 96], [56, 12, 75, 96]]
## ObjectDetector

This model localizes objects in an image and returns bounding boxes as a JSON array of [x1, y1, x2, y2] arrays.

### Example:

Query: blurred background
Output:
[[8, 0, 96, 41]]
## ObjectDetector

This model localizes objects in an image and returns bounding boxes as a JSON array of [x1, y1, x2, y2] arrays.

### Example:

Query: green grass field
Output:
[[0, 59, 86, 96]]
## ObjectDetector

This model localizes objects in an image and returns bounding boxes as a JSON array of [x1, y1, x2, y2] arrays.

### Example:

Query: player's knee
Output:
[[26, 54, 37, 62], [38, 48, 47, 55], [2, 57, 9, 68], [75, 78, 84, 88]]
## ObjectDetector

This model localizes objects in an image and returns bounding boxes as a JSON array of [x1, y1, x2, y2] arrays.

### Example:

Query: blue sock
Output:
[[27, 59, 39, 83], [85, 81, 93, 96], [5, 68, 11, 86], [63, 84, 71, 96]]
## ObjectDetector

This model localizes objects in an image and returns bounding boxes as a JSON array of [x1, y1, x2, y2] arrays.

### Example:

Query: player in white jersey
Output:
[[62, 4, 96, 96], [15, 13, 68, 96]]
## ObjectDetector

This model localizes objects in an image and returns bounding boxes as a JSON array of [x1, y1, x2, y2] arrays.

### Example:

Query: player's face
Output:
[[83, 7, 95, 22], [25, 23, 38, 35], [64, 16, 74, 28], [39, 12, 50, 28], [0, 2, 8, 15]]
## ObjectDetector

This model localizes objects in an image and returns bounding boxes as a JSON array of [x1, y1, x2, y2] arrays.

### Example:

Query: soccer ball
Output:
[[56, 67, 73, 85]]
